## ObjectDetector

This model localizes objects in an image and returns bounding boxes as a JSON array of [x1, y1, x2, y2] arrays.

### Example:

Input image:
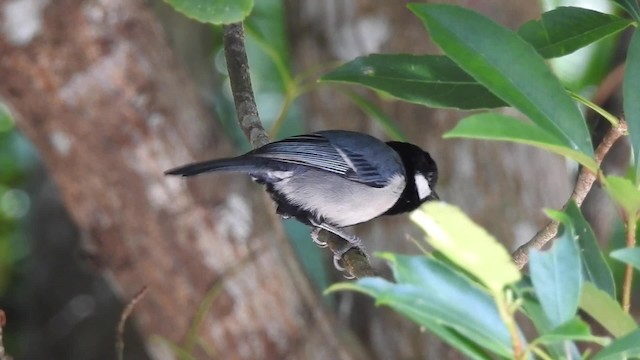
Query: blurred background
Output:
[[0, 0, 634, 359]]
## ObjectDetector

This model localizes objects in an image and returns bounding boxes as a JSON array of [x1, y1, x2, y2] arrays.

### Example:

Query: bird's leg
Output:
[[308, 219, 368, 273]]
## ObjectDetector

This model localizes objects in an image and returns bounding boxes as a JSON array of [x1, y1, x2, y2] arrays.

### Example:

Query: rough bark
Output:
[[0, 0, 367, 359]]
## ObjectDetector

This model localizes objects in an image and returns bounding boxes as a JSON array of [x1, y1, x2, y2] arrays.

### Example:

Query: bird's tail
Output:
[[164, 156, 270, 177]]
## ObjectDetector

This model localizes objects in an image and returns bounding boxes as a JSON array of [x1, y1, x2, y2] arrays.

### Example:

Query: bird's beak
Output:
[[428, 190, 439, 201]]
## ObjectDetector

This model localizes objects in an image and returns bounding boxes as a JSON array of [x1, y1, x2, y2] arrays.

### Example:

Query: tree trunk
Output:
[[0, 0, 366, 358]]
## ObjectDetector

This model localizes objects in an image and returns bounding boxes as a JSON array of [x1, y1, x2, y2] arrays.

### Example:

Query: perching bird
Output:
[[165, 130, 439, 269]]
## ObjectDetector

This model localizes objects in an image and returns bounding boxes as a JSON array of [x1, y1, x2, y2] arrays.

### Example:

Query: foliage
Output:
[[329, 201, 634, 359], [324, 3, 640, 360]]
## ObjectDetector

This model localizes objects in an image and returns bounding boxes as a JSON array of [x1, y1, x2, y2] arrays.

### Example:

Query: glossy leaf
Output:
[[328, 257, 513, 358], [517, 7, 633, 59], [518, 289, 581, 359], [409, 3, 594, 158], [610, 247, 640, 272], [604, 176, 640, 215], [444, 113, 598, 171], [529, 211, 581, 328], [564, 201, 615, 298], [535, 318, 610, 346], [321, 54, 506, 110], [593, 328, 640, 360], [383, 253, 513, 356], [613, 0, 640, 22], [410, 202, 521, 292], [579, 282, 636, 338], [163, 0, 254, 24], [624, 29, 640, 184], [330, 278, 494, 360]]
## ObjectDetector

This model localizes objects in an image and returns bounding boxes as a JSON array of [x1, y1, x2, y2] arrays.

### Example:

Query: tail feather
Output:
[[165, 157, 267, 177]]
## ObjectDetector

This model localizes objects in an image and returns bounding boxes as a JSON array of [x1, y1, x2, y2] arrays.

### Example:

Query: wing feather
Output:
[[247, 132, 396, 187]]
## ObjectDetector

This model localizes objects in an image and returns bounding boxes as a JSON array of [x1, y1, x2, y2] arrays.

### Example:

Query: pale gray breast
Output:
[[274, 168, 406, 227]]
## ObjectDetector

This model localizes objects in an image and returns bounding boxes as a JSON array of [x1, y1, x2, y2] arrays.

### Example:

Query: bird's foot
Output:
[[332, 235, 367, 276], [308, 219, 368, 277]]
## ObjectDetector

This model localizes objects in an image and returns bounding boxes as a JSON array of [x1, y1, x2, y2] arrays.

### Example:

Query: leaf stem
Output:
[[269, 82, 319, 138], [569, 91, 620, 127], [622, 214, 637, 312], [495, 290, 524, 360]]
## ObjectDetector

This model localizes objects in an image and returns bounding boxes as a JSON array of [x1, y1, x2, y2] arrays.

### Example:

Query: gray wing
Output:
[[248, 132, 404, 187]]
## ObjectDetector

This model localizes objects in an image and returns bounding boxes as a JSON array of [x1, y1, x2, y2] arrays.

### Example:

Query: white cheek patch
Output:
[[414, 173, 431, 200]]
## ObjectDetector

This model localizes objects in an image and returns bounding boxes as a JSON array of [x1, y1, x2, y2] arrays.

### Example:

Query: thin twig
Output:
[[622, 213, 637, 312], [222, 22, 375, 278], [512, 120, 628, 269], [0, 310, 12, 360], [116, 286, 149, 360]]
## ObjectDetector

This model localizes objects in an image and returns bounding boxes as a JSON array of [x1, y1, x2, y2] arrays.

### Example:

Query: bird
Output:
[[165, 130, 439, 270]]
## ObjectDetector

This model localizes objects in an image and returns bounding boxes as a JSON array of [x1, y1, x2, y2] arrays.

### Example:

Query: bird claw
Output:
[[310, 228, 327, 248], [308, 221, 367, 278], [333, 254, 346, 272], [332, 240, 367, 278], [333, 257, 355, 279]]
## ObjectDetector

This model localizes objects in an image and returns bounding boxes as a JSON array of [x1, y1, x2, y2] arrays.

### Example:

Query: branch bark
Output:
[[222, 22, 375, 279], [223, 23, 269, 149], [512, 120, 628, 269]]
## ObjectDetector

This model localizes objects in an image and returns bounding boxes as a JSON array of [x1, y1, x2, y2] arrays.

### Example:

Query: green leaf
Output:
[[604, 176, 640, 215], [444, 113, 598, 171], [163, 0, 254, 24], [329, 255, 514, 358], [409, 3, 594, 159], [613, 0, 640, 22], [593, 328, 640, 360], [610, 247, 640, 272], [564, 200, 616, 298], [517, 7, 633, 59], [535, 318, 610, 346], [329, 279, 494, 360], [529, 211, 581, 328], [321, 54, 506, 110], [579, 282, 636, 338], [410, 202, 521, 292], [624, 29, 640, 184], [518, 288, 581, 359]]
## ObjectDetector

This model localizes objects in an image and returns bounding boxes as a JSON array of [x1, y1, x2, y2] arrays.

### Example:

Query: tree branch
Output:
[[223, 23, 269, 149], [222, 23, 375, 278], [512, 120, 627, 269]]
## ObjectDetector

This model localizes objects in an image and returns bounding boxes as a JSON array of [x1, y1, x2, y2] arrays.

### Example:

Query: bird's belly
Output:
[[273, 170, 405, 228]]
